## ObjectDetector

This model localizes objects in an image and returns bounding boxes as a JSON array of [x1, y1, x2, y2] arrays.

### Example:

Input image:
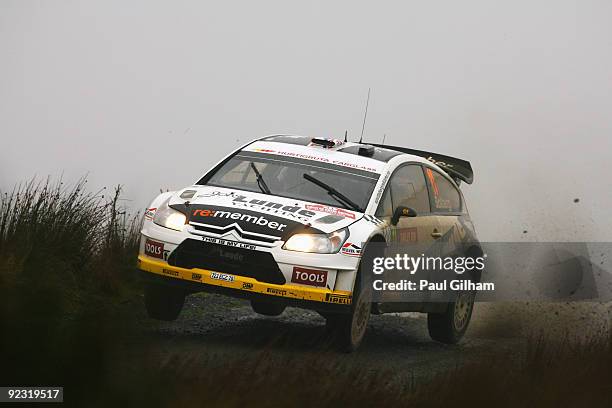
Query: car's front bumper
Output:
[[137, 255, 353, 309]]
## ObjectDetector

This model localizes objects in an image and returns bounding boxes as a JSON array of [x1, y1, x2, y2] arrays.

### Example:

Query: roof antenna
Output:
[[382, 133, 386, 144], [344, 130, 348, 142], [359, 88, 371, 144]]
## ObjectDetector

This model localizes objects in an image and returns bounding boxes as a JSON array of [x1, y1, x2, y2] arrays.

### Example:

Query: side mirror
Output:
[[391, 206, 417, 226]]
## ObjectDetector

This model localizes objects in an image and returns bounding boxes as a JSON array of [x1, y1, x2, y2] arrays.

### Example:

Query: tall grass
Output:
[[0, 177, 145, 406], [0, 177, 141, 293]]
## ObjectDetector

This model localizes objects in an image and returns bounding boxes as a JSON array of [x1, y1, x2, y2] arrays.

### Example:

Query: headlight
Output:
[[153, 198, 187, 231], [283, 228, 348, 254]]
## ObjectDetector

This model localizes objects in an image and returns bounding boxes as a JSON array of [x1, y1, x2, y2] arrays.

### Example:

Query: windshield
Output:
[[198, 152, 379, 212]]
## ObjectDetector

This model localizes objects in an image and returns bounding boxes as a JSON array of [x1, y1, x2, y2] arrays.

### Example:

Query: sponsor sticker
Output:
[[266, 288, 287, 296], [305, 204, 355, 219], [325, 293, 352, 305], [145, 239, 164, 259], [341, 242, 362, 257], [212, 247, 244, 262], [196, 191, 235, 198], [426, 156, 454, 169], [210, 272, 235, 282], [192, 208, 289, 232], [162, 268, 179, 277], [399, 227, 418, 243], [291, 267, 328, 287], [202, 236, 257, 250], [144, 208, 156, 221], [247, 147, 380, 172], [374, 171, 391, 204], [231, 195, 316, 221]]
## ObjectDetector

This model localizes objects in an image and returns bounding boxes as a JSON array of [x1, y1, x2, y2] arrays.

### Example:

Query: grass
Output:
[[0, 177, 140, 292], [0, 177, 611, 407]]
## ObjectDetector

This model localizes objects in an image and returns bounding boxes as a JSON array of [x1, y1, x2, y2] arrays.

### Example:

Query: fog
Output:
[[1, 0, 611, 241]]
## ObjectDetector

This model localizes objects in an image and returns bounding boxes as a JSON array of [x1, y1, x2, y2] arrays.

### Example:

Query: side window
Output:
[[389, 165, 430, 214], [375, 188, 393, 217], [424, 167, 461, 213]]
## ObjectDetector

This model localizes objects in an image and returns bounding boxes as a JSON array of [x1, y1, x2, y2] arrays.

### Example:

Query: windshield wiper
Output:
[[250, 162, 271, 195], [303, 173, 361, 212]]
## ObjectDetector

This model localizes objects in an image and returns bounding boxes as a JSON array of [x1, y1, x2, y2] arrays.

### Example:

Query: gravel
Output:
[[139, 293, 612, 379]]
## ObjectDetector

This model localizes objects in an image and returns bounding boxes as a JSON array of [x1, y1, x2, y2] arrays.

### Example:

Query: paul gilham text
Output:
[[373, 279, 495, 292]]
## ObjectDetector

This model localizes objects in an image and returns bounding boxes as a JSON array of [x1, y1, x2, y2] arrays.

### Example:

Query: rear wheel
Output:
[[250, 300, 286, 316], [427, 291, 475, 344], [144, 283, 186, 321]]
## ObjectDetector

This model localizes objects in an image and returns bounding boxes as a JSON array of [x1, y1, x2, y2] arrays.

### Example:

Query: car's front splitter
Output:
[[137, 255, 353, 306]]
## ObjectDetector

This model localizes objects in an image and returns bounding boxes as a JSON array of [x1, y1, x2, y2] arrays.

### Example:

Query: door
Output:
[[423, 166, 467, 303], [423, 166, 464, 254], [375, 164, 440, 303]]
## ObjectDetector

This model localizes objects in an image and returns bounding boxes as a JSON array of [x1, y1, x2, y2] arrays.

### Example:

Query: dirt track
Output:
[[146, 293, 612, 379]]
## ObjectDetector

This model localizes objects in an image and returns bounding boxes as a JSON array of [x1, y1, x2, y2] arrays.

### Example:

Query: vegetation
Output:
[[0, 178, 140, 291]]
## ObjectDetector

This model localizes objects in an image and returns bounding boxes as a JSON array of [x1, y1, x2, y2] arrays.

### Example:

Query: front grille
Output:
[[167, 239, 286, 285], [189, 223, 278, 244]]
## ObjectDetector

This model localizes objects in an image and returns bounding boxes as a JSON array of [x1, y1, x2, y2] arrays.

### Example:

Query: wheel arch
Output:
[[465, 244, 484, 283]]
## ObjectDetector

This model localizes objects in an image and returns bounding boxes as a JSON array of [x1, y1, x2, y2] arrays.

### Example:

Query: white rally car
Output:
[[138, 135, 480, 351]]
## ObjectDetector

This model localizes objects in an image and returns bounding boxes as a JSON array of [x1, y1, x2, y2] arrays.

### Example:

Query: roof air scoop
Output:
[[358, 145, 375, 157]]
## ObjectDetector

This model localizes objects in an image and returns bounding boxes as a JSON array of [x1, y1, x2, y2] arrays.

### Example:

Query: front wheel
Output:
[[144, 282, 186, 321], [427, 291, 475, 344], [250, 300, 286, 316], [325, 284, 372, 352]]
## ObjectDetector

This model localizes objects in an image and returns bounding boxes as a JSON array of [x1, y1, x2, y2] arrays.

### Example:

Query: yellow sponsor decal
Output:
[[325, 293, 352, 304], [137, 255, 352, 305]]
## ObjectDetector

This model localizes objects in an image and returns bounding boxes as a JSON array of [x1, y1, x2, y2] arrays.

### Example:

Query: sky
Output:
[[1, 0, 611, 241]]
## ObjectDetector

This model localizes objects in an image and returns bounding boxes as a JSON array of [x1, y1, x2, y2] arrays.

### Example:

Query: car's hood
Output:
[[168, 185, 362, 237]]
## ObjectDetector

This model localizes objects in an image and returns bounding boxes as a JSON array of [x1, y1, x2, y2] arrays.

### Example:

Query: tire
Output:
[[324, 238, 384, 352], [144, 282, 186, 321], [325, 275, 372, 353], [317, 311, 333, 320], [427, 291, 475, 344], [250, 300, 286, 316]]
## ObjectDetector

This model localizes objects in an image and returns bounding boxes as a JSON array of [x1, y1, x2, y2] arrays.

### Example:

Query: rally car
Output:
[[137, 135, 481, 351]]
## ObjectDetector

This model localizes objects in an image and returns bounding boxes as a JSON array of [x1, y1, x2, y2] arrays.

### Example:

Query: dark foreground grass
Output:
[[0, 178, 611, 407]]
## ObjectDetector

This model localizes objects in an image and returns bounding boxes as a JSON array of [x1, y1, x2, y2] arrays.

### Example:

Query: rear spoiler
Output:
[[370, 143, 474, 185]]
